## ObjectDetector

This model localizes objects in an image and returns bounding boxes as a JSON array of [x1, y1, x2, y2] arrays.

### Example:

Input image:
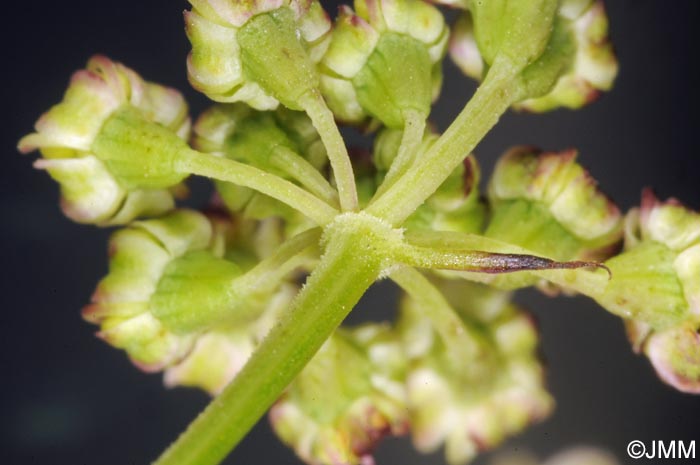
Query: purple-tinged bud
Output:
[[18, 56, 191, 225]]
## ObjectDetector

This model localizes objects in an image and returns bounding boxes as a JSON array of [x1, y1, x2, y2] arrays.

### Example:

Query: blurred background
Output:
[[2, 1, 699, 464]]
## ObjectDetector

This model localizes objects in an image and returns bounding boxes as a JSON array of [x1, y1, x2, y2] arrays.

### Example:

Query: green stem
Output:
[[270, 146, 338, 207], [176, 149, 337, 226], [234, 228, 321, 294], [153, 221, 384, 465], [372, 109, 426, 200], [301, 90, 359, 212], [367, 55, 522, 225], [391, 267, 479, 366]]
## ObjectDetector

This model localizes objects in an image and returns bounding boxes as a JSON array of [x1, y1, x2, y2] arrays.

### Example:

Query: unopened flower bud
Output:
[[484, 147, 622, 289], [599, 190, 700, 329], [601, 191, 700, 392], [186, 0, 331, 110], [450, 1, 617, 112], [18, 56, 191, 225], [399, 280, 553, 465], [83, 210, 240, 371], [467, 0, 558, 70], [270, 324, 408, 465], [320, 0, 448, 127]]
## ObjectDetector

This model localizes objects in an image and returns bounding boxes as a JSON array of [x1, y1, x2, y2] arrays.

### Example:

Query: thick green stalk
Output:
[[367, 55, 522, 225], [301, 90, 359, 212], [153, 218, 386, 465], [177, 148, 337, 226]]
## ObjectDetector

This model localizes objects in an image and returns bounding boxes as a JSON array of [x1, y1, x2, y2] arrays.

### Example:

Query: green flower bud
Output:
[[83, 210, 215, 371], [598, 191, 700, 392], [319, 0, 448, 127], [18, 55, 191, 225], [598, 190, 700, 329], [398, 279, 553, 465], [468, 0, 558, 70], [516, 1, 618, 112], [164, 283, 299, 394], [185, 0, 331, 110], [484, 147, 622, 289], [450, 1, 618, 112], [270, 324, 408, 465]]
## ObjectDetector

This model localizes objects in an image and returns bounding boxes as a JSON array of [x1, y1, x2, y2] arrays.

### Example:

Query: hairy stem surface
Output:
[[368, 56, 522, 225], [177, 149, 338, 226], [301, 90, 359, 212], [153, 221, 385, 465]]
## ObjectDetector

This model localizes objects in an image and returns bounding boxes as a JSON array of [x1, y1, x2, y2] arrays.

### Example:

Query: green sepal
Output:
[[515, 16, 576, 101], [150, 250, 244, 334], [597, 243, 688, 328], [92, 106, 189, 189], [470, 0, 558, 70], [353, 32, 432, 128], [237, 9, 319, 110]]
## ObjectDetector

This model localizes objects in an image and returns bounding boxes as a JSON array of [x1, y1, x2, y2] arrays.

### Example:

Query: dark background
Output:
[[2, 1, 699, 464]]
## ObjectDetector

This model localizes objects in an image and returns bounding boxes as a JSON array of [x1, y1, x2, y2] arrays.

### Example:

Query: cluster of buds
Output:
[[271, 324, 408, 465], [19, 1, 698, 465], [398, 279, 553, 465]]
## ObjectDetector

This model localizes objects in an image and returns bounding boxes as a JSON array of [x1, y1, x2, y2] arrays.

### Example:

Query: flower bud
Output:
[[601, 191, 700, 392], [185, 0, 331, 110], [468, 0, 558, 70], [270, 324, 408, 465], [450, 1, 617, 112], [18, 56, 191, 225], [83, 210, 240, 371], [398, 279, 553, 465], [320, 0, 448, 127], [483, 147, 622, 289], [599, 190, 700, 329]]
